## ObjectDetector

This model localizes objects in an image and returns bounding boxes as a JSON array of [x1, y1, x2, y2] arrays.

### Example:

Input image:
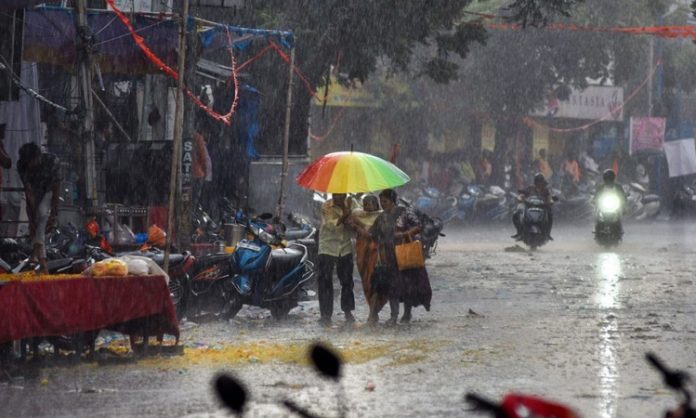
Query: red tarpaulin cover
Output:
[[0, 275, 179, 344]]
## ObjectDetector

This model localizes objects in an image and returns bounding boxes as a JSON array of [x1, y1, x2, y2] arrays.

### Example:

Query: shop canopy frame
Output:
[[21, 6, 294, 75]]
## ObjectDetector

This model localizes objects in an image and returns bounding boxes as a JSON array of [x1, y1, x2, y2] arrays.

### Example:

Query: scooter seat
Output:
[[149, 253, 186, 266], [295, 238, 316, 247], [46, 258, 74, 272], [270, 248, 304, 272], [284, 228, 311, 240]]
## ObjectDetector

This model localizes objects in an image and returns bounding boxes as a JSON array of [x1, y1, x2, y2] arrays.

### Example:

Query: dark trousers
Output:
[[317, 253, 355, 319]]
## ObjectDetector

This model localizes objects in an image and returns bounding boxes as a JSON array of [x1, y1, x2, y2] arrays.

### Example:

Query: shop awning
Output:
[[0, 0, 45, 10], [23, 7, 180, 75], [22, 7, 294, 75]]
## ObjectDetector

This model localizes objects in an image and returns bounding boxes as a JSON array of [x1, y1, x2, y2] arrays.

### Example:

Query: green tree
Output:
[[235, 0, 588, 155]]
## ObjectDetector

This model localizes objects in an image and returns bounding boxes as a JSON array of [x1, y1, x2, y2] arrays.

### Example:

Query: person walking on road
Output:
[[369, 189, 432, 325], [348, 194, 383, 325], [317, 193, 355, 326]]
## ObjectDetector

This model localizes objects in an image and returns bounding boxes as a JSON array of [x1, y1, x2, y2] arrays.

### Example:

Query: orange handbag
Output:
[[394, 235, 425, 271]]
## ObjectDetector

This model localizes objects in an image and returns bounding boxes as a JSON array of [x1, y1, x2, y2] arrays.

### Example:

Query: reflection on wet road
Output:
[[595, 252, 622, 418], [4, 223, 696, 417]]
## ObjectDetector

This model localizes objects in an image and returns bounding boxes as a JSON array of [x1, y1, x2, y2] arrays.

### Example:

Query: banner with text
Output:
[[630, 117, 666, 154], [533, 85, 624, 121], [664, 138, 696, 178]]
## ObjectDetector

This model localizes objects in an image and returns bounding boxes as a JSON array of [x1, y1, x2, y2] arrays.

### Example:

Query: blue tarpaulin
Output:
[[22, 7, 293, 75], [237, 84, 262, 160]]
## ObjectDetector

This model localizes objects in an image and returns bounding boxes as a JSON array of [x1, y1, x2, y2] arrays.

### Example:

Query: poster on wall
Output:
[[664, 138, 696, 178], [629, 117, 666, 154]]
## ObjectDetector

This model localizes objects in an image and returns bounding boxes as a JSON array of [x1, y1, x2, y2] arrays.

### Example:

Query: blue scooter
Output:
[[229, 219, 315, 320]]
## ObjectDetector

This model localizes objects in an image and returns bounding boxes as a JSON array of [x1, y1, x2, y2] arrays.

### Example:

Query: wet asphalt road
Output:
[[2, 220, 696, 417]]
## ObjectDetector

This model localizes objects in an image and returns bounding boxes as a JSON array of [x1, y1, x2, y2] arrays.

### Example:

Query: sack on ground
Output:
[[395, 238, 425, 271]]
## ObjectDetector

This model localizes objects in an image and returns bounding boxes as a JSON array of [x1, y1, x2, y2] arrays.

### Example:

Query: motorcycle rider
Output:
[[595, 169, 627, 211], [511, 173, 553, 241]]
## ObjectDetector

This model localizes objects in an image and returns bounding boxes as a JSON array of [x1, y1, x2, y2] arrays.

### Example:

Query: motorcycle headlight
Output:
[[598, 192, 621, 213]]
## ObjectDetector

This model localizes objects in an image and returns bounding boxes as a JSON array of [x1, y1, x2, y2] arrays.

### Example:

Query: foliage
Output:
[[505, 0, 583, 27], [238, 0, 588, 154]]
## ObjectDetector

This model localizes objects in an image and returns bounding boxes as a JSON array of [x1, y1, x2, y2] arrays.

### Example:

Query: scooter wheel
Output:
[[224, 294, 243, 320], [270, 298, 296, 320]]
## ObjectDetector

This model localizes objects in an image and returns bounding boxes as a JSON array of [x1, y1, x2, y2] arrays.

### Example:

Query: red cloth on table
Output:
[[0, 275, 179, 344]]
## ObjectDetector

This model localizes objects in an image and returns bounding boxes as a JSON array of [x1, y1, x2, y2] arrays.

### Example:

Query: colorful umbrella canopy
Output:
[[296, 151, 410, 193]]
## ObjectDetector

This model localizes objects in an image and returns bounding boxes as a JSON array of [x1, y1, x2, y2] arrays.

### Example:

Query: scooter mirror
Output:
[[310, 343, 342, 381], [214, 374, 247, 414]]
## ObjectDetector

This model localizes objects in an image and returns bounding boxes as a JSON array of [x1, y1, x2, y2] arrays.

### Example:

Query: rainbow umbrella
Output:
[[296, 151, 410, 193]]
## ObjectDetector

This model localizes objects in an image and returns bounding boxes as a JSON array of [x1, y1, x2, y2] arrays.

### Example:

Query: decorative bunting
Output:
[[105, 0, 238, 126]]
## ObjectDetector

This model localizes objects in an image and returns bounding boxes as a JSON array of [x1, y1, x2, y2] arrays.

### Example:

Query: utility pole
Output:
[[177, 9, 197, 253], [75, 0, 97, 208], [164, 0, 190, 273], [277, 47, 295, 221]]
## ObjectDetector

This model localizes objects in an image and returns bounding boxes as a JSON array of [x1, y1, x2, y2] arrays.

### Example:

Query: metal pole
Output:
[[648, 37, 654, 117], [164, 0, 189, 273], [277, 47, 295, 221], [91, 89, 133, 143], [76, 0, 97, 207]]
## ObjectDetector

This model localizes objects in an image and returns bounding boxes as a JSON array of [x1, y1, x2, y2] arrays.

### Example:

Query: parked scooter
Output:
[[229, 217, 315, 320], [625, 182, 661, 221], [284, 212, 318, 266], [414, 185, 458, 222], [192, 203, 222, 243], [399, 198, 445, 259], [672, 180, 696, 219], [593, 187, 624, 247]]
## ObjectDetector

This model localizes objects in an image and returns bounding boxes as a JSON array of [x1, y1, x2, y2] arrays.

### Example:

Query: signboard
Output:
[[629, 117, 666, 154], [481, 120, 495, 152], [313, 76, 380, 108], [533, 85, 624, 121], [110, 0, 153, 12], [181, 138, 193, 198], [664, 138, 696, 178]]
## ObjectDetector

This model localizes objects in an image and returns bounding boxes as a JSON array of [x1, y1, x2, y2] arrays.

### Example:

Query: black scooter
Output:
[[517, 195, 552, 250]]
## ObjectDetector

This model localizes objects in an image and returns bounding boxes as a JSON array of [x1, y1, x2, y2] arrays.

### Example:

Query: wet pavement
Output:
[[2, 221, 696, 417]]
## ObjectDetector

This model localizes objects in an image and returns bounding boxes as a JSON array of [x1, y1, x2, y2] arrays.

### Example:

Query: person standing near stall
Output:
[[0, 124, 13, 221], [18, 143, 60, 274]]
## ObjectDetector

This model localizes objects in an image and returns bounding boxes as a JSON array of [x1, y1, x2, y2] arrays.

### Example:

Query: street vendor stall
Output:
[[0, 273, 178, 349]]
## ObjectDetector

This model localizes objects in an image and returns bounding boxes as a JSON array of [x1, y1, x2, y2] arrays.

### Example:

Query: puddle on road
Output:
[[135, 339, 449, 369]]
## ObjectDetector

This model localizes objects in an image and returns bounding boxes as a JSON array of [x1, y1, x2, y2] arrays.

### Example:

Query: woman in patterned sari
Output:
[[368, 189, 432, 325]]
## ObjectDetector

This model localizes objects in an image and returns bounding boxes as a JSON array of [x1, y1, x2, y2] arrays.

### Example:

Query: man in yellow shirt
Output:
[[317, 193, 355, 326]]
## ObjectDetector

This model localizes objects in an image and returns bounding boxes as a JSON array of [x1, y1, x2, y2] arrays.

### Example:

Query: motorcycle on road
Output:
[[594, 187, 624, 247], [515, 195, 552, 250]]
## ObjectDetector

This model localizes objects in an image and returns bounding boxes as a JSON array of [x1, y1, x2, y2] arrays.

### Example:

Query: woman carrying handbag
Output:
[[367, 189, 432, 325]]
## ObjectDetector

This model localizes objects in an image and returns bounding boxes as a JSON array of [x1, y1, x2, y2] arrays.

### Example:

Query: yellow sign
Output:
[[481, 120, 496, 152], [313, 76, 380, 108]]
